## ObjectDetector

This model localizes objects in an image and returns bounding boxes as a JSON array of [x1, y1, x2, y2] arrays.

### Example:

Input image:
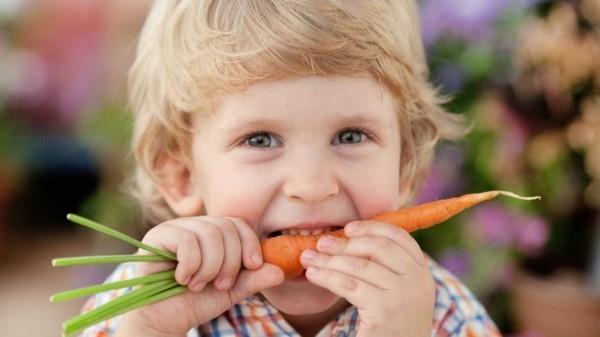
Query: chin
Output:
[[259, 276, 342, 315]]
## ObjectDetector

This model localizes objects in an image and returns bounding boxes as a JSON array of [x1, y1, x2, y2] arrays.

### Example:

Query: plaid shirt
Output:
[[80, 256, 501, 337]]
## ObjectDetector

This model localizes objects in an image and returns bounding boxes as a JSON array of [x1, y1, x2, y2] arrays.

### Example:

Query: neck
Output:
[[281, 298, 350, 337]]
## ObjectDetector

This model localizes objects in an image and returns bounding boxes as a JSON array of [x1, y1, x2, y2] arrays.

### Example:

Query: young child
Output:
[[81, 1, 502, 336]]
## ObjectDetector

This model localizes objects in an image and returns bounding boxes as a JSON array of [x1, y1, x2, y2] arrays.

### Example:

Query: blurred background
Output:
[[0, 0, 599, 336]]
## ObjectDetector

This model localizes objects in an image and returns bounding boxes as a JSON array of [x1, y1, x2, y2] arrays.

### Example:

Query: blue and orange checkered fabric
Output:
[[80, 256, 501, 337]]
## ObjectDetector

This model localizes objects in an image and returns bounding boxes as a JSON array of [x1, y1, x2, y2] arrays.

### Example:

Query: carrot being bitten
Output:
[[261, 190, 540, 279]]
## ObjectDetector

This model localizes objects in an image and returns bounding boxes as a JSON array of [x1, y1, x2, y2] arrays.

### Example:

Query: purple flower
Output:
[[415, 167, 445, 204], [470, 202, 514, 247], [415, 145, 466, 203], [421, 0, 507, 45], [438, 249, 471, 278], [469, 202, 549, 255], [420, 0, 539, 46], [513, 214, 549, 256], [436, 63, 466, 92]]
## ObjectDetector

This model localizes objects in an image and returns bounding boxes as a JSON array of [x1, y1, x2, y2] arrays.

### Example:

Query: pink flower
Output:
[[6, 0, 105, 128]]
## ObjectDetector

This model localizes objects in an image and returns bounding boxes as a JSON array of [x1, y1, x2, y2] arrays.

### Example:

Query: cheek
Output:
[[200, 164, 273, 224], [347, 154, 401, 218], [353, 180, 399, 219]]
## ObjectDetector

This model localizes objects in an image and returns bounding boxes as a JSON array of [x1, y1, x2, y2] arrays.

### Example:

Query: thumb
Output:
[[227, 263, 285, 303], [186, 264, 284, 324], [185, 264, 285, 326]]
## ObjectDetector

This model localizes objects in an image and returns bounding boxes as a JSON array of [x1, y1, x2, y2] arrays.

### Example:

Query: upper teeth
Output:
[[282, 227, 333, 236]]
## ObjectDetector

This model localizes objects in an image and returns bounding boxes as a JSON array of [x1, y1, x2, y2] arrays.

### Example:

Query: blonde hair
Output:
[[128, 0, 469, 225]]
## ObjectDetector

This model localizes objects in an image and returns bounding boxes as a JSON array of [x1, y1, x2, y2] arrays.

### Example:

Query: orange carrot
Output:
[[261, 190, 540, 279]]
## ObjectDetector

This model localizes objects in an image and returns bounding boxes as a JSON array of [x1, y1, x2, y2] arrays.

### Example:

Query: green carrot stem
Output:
[[50, 270, 175, 303], [66, 214, 177, 260], [64, 280, 173, 331], [63, 280, 181, 336], [67, 284, 186, 337], [52, 254, 173, 267]]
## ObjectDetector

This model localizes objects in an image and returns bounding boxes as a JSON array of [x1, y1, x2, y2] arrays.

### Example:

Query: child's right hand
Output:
[[115, 216, 285, 337]]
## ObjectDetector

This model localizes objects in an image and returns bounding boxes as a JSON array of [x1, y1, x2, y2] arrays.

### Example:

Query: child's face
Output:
[[191, 74, 402, 315]]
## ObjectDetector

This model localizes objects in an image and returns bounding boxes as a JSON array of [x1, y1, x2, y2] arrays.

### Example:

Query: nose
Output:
[[282, 156, 340, 204]]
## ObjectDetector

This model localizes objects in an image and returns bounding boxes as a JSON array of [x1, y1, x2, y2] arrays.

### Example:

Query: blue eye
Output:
[[244, 131, 279, 148], [333, 129, 369, 145]]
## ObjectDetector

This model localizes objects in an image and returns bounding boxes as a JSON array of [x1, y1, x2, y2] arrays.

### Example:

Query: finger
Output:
[[301, 250, 398, 290], [185, 263, 284, 318], [174, 218, 243, 291], [227, 263, 285, 302], [134, 237, 177, 278], [213, 219, 242, 290], [187, 223, 225, 291], [226, 217, 263, 270], [303, 264, 380, 307], [140, 224, 201, 286], [345, 220, 427, 267], [315, 235, 409, 275], [134, 256, 177, 281]]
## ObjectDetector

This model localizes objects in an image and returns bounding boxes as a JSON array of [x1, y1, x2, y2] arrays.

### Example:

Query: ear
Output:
[[155, 154, 204, 217]]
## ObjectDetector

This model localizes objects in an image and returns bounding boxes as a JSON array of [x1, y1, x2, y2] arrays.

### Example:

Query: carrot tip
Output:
[[497, 190, 541, 201]]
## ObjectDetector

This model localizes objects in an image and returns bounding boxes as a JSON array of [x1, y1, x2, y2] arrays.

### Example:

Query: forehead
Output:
[[208, 75, 397, 129]]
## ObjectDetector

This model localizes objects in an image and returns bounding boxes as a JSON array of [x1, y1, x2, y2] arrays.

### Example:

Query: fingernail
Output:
[[217, 277, 232, 289], [252, 253, 263, 265], [301, 249, 317, 262], [306, 266, 319, 275], [345, 221, 359, 234], [317, 236, 337, 250]]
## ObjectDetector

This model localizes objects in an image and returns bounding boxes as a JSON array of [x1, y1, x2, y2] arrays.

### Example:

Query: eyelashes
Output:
[[242, 130, 280, 148], [332, 128, 372, 145], [239, 128, 373, 148]]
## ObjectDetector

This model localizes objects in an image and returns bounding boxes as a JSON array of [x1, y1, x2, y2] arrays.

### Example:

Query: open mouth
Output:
[[266, 226, 344, 238]]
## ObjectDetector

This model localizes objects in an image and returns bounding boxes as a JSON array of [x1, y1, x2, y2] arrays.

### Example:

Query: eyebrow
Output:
[[219, 117, 284, 134], [221, 114, 384, 133], [334, 115, 384, 127]]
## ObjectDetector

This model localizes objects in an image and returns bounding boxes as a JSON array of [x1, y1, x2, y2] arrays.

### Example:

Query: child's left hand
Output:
[[300, 220, 436, 337]]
